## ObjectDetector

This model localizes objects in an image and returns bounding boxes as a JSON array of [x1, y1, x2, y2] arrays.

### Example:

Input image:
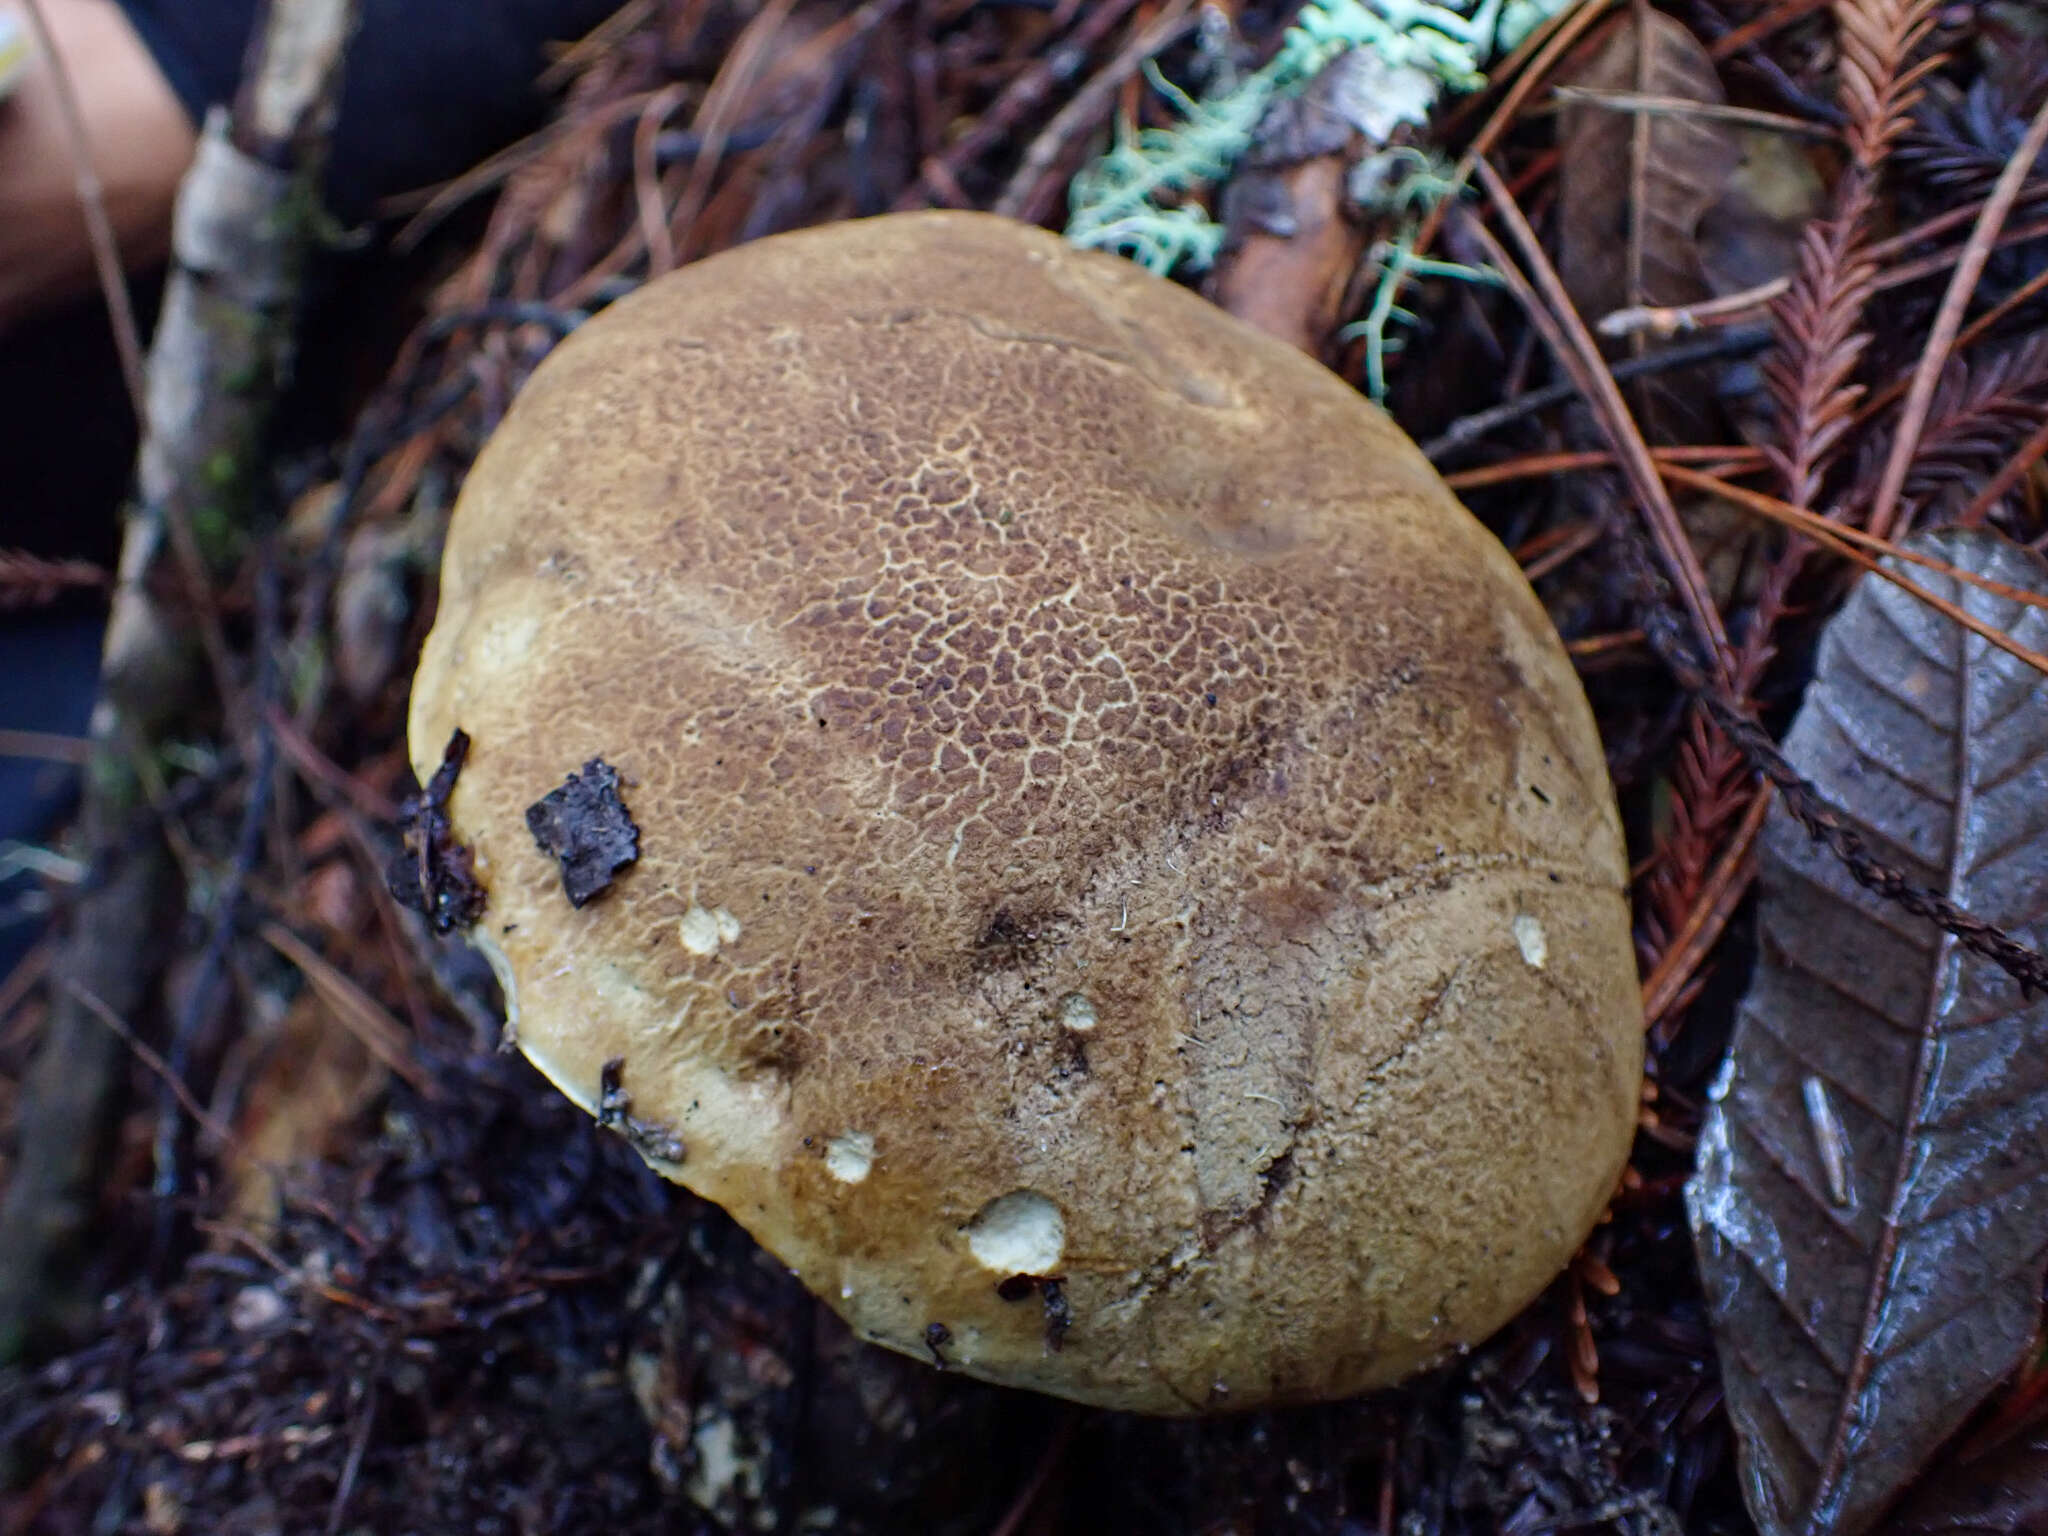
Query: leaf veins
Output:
[[1688, 529, 2048, 1536]]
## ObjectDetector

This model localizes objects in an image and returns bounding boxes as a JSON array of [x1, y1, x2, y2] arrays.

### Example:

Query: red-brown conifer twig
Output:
[[1641, 0, 1942, 1046], [1866, 89, 2048, 537], [0, 549, 109, 608]]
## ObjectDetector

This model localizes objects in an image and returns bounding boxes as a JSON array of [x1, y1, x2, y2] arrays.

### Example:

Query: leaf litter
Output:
[[1689, 528, 2048, 1536], [1554, 13, 1741, 352], [5, 0, 2048, 1531]]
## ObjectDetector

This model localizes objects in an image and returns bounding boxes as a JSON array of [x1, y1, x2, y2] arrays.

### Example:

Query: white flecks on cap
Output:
[[964, 1190, 1066, 1275], [680, 904, 742, 956], [825, 1131, 875, 1183]]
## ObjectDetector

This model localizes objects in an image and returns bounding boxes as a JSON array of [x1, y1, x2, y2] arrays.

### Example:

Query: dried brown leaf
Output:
[[1555, 11, 1741, 323], [1689, 527, 2048, 1536], [1554, 11, 1741, 442]]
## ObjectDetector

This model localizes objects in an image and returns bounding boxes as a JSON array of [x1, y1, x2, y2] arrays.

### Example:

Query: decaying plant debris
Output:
[[520, 758, 641, 911], [2, 0, 2046, 1531], [388, 729, 487, 934], [1691, 528, 2048, 1536]]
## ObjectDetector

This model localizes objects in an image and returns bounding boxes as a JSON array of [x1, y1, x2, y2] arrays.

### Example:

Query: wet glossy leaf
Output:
[[1688, 528, 2048, 1536], [1886, 1427, 2048, 1533]]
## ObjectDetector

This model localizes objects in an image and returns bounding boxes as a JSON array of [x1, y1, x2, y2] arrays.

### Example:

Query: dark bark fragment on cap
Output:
[[596, 1056, 685, 1164], [525, 758, 640, 907], [1040, 1278, 1071, 1353], [388, 728, 488, 933], [996, 1274, 1072, 1352]]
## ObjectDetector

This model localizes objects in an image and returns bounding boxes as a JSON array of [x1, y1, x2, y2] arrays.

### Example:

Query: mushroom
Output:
[[407, 211, 1642, 1414]]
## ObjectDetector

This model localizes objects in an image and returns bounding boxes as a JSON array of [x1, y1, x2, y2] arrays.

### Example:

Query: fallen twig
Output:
[[1461, 166, 1734, 675], [1422, 324, 1772, 459], [903, 0, 1141, 213], [1617, 522, 2048, 996], [1865, 90, 2048, 537], [0, 549, 109, 609], [62, 979, 236, 1149], [0, 728, 92, 765], [992, 0, 1198, 224], [150, 556, 282, 1270], [0, 0, 362, 1362]]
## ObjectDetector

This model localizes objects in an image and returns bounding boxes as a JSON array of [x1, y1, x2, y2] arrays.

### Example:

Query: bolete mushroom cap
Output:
[[407, 210, 1642, 1415]]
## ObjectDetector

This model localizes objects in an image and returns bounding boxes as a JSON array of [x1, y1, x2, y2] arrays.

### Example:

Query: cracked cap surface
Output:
[[407, 210, 1642, 1414]]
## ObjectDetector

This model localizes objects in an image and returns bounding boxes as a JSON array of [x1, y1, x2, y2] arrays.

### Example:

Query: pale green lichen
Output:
[[1342, 229, 1502, 400], [1064, 0, 1572, 276]]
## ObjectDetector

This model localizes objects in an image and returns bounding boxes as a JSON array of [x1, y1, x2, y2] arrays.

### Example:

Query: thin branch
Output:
[[0, 939, 54, 1034], [1865, 90, 2048, 537], [1597, 279, 1792, 339], [1654, 462, 2048, 674], [1465, 159, 1735, 676], [1660, 465, 2048, 611], [1707, 0, 1833, 59], [1421, 325, 1772, 460], [1547, 87, 1840, 139], [1445, 447, 2048, 658], [1444, 445, 1769, 489], [666, 0, 799, 261], [992, 0, 1197, 224], [0, 728, 92, 764], [63, 980, 236, 1148], [324, 1378, 379, 1536], [1600, 194, 2048, 341], [0, 549, 109, 608], [1616, 530, 2048, 996], [259, 922, 433, 1095], [1959, 413, 2048, 527], [0, 0, 362, 1361], [900, 0, 1141, 212]]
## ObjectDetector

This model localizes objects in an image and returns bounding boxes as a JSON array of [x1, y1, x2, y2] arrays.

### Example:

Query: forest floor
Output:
[[4, 1, 2048, 1532]]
